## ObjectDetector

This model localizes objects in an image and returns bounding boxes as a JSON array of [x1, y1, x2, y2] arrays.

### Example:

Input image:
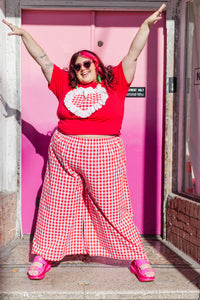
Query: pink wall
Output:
[[21, 10, 166, 235]]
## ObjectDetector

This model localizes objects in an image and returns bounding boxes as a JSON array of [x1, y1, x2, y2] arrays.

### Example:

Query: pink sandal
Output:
[[27, 256, 51, 280], [130, 259, 155, 282]]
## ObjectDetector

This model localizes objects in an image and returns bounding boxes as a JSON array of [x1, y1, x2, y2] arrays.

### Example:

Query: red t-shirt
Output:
[[48, 61, 131, 135]]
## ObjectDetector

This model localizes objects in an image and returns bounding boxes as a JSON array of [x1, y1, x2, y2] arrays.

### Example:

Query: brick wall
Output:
[[0, 192, 17, 248], [167, 195, 200, 264]]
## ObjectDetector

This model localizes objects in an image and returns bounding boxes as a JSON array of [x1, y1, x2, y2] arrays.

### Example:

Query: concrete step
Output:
[[0, 237, 199, 299], [0, 264, 200, 299]]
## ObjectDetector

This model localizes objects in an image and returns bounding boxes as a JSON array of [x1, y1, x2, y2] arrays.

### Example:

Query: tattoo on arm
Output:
[[40, 54, 47, 59]]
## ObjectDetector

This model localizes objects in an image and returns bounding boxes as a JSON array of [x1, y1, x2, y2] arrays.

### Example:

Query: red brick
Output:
[[192, 203, 200, 219], [168, 198, 178, 210], [178, 228, 190, 242], [189, 235, 200, 247], [167, 207, 178, 218], [183, 239, 191, 256], [167, 229, 176, 244], [185, 201, 193, 217], [170, 232, 179, 247], [177, 212, 190, 224], [177, 199, 186, 214], [167, 199, 173, 209], [190, 244, 198, 261], [190, 217, 200, 229], [170, 225, 179, 235], [183, 222, 198, 237], [173, 217, 184, 229], [197, 248, 200, 264], [166, 214, 174, 225]]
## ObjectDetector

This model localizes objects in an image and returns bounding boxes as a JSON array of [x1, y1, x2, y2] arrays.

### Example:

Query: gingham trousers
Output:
[[32, 130, 147, 261]]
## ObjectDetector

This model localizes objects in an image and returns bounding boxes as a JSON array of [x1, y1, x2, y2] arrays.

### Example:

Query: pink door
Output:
[[21, 10, 166, 235]]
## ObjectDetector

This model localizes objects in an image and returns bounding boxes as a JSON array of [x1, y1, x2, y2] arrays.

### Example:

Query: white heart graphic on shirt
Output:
[[64, 86, 108, 118]]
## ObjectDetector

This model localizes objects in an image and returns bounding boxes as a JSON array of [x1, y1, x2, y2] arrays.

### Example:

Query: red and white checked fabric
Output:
[[32, 130, 147, 262], [64, 85, 109, 118], [72, 93, 102, 110]]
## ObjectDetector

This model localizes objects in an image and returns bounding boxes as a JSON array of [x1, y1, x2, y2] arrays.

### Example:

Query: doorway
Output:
[[21, 9, 166, 235]]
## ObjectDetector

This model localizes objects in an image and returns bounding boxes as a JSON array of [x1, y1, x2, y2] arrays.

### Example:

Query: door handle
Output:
[[98, 41, 103, 47]]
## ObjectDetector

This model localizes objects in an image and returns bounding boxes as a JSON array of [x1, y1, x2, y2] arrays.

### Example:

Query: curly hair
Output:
[[66, 50, 115, 89]]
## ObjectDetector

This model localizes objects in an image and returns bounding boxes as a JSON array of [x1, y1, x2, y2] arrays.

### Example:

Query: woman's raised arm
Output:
[[122, 3, 166, 84], [2, 19, 54, 84]]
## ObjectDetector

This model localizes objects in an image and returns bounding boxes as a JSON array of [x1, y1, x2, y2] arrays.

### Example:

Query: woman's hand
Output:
[[2, 18, 53, 84], [145, 4, 166, 27], [122, 3, 166, 83], [2, 19, 24, 36]]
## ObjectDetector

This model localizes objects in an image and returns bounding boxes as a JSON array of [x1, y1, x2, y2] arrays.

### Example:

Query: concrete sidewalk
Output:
[[0, 236, 199, 299]]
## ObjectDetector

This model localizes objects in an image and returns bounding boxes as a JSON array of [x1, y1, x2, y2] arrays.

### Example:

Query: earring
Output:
[[97, 75, 101, 83]]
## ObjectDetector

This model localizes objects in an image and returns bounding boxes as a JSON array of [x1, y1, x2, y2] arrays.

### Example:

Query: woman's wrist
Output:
[[142, 19, 152, 29], [20, 28, 30, 38]]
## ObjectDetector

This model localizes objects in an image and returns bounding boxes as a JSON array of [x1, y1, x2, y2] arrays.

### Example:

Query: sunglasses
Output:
[[73, 60, 92, 72]]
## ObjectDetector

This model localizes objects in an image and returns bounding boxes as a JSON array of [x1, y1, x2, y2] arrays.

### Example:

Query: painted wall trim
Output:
[[20, 0, 166, 10], [1, 0, 22, 238], [177, 0, 187, 194]]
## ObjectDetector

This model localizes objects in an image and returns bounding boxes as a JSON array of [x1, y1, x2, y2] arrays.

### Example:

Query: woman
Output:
[[3, 3, 166, 282]]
